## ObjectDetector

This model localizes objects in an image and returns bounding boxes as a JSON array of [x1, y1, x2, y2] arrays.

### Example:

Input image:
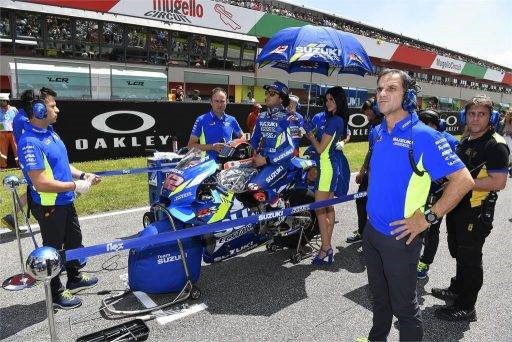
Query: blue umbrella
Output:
[[256, 25, 374, 77], [256, 25, 373, 115]]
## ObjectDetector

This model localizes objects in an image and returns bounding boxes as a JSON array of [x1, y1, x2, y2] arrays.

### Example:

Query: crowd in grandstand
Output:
[[215, 0, 508, 73]]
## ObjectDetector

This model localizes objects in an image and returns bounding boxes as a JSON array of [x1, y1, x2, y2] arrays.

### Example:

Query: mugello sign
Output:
[[21, 0, 264, 33]]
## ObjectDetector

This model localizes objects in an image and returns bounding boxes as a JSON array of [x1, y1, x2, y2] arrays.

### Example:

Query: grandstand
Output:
[[0, 0, 511, 109]]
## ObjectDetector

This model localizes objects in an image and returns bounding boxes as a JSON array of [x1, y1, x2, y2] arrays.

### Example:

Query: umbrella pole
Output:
[[307, 71, 312, 119]]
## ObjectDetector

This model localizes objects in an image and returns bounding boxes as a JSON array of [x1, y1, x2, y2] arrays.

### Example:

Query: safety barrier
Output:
[[64, 191, 366, 262]]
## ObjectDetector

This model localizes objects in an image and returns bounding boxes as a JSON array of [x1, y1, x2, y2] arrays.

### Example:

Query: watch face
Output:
[[426, 212, 437, 223]]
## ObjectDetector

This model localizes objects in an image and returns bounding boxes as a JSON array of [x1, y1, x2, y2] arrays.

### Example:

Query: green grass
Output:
[[1, 141, 370, 217], [0, 157, 149, 219]]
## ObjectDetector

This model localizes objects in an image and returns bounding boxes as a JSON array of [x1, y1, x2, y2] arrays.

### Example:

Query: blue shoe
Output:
[[53, 289, 82, 310], [67, 273, 98, 294], [417, 261, 430, 279], [312, 248, 333, 265]]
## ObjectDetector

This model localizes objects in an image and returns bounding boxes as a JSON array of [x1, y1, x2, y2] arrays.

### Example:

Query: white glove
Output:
[[336, 141, 345, 150], [74, 180, 91, 194]]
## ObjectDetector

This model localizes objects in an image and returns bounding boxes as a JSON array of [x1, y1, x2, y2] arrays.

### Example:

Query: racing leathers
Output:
[[249, 106, 295, 203]]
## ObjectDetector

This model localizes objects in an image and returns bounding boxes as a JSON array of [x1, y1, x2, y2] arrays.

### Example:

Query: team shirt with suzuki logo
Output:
[[191, 111, 242, 161], [18, 122, 75, 205], [250, 106, 295, 164], [367, 113, 465, 236]]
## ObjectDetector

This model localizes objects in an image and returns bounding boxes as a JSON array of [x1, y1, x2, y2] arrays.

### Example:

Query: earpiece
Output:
[[32, 101, 47, 119], [402, 75, 418, 112]]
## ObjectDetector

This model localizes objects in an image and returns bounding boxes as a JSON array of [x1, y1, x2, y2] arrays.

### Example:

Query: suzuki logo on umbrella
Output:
[[292, 43, 342, 62]]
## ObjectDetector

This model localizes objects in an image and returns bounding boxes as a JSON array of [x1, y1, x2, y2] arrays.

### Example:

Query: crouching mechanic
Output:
[[18, 87, 101, 310], [249, 81, 294, 208], [433, 94, 510, 321]]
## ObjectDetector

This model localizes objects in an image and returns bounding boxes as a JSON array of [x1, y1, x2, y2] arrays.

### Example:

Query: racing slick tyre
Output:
[[274, 189, 319, 249]]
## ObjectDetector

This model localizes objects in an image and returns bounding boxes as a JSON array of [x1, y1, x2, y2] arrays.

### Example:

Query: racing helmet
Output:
[[218, 139, 254, 165]]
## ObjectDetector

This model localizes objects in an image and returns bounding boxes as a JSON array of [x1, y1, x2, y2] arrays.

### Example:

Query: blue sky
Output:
[[295, 0, 512, 69]]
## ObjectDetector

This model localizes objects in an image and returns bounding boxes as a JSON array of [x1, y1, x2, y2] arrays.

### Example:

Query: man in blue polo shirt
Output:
[[188, 87, 243, 161], [360, 69, 474, 341], [18, 87, 101, 310]]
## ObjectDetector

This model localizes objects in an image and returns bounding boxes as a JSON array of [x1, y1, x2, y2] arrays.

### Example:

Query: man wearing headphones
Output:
[[346, 97, 382, 244], [249, 81, 294, 208], [17, 87, 101, 310], [415, 110, 459, 279], [361, 69, 474, 341], [433, 95, 510, 321]]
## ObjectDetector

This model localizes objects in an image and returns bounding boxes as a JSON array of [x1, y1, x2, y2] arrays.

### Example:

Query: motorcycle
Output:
[[144, 140, 320, 264]]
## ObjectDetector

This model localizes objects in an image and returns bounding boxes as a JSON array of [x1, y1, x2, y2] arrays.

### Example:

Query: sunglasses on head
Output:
[[265, 91, 278, 97]]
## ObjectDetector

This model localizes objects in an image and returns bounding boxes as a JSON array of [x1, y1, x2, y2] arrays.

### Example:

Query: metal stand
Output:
[[26, 246, 63, 342], [2, 176, 36, 290], [44, 277, 58, 341]]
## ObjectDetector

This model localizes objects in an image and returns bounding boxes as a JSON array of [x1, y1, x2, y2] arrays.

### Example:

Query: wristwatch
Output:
[[424, 208, 440, 225]]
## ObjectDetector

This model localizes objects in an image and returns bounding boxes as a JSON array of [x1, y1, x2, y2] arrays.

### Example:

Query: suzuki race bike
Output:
[[144, 140, 320, 264]]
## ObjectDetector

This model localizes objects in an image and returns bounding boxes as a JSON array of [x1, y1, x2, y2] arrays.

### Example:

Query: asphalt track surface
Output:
[[1, 175, 511, 342]]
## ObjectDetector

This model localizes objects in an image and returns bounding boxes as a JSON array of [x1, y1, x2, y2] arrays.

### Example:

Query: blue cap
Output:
[[263, 81, 289, 96]]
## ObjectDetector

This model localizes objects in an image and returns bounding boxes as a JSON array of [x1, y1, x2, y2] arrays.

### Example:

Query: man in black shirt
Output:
[[346, 98, 382, 244], [433, 94, 510, 321]]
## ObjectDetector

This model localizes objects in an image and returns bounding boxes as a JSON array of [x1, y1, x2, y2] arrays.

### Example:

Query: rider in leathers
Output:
[[249, 81, 295, 208]]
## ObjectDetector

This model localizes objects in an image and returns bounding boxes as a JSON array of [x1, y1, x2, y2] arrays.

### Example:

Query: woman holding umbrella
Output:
[[306, 86, 350, 265]]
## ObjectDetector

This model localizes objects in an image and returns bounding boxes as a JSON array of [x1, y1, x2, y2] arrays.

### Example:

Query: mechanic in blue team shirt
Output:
[[305, 86, 350, 265], [287, 94, 304, 156], [361, 69, 474, 342], [415, 109, 459, 279], [188, 87, 243, 161], [248, 81, 294, 208], [18, 87, 101, 310]]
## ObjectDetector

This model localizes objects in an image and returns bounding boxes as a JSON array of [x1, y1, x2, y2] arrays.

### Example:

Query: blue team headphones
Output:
[[31, 90, 47, 119], [32, 101, 47, 119], [402, 74, 418, 112]]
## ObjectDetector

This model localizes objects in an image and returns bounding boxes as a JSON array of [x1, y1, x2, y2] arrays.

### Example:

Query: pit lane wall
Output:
[[11, 100, 463, 162]]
